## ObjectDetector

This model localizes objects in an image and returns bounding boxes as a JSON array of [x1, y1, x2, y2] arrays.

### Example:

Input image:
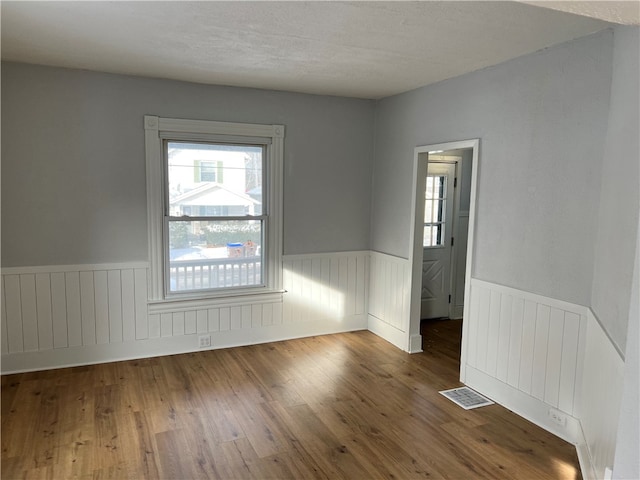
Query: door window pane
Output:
[[423, 174, 447, 247]]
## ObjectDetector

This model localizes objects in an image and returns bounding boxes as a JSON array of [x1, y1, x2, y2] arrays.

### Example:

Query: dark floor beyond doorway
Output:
[[421, 317, 463, 375]]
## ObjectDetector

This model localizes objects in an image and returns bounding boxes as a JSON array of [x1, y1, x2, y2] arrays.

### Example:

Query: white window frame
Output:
[[144, 115, 284, 307]]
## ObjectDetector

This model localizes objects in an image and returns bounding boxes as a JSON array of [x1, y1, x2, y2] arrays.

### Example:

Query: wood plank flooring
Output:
[[2, 320, 581, 479]]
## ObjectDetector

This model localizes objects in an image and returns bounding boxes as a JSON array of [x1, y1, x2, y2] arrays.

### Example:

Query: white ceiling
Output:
[[1, 1, 637, 99]]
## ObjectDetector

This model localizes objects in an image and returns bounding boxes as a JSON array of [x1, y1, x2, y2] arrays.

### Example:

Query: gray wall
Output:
[[590, 26, 640, 355], [610, 26, 640, 480], [614, 214, 639, 479], [1, 63, 374, 266], [371, 30, 614, 307]]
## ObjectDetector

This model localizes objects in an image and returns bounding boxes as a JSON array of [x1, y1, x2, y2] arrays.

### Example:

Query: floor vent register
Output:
[[439, 386, 494, 410]]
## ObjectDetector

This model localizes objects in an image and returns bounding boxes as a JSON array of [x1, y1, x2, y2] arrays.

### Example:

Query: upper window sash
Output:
[[144, 115, 284, 304], [163, 140, 266, 219]]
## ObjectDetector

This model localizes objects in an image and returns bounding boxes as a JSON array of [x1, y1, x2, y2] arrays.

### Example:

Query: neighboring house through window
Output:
[[195, 159, 221, 183], [144, 116, 284, 304]]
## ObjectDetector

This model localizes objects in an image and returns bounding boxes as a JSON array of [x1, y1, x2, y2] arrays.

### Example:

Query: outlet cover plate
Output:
[[548, 408, 567, 427]]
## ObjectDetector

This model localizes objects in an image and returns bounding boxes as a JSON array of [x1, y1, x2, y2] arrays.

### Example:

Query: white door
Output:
[[420, 162, 455, 319]]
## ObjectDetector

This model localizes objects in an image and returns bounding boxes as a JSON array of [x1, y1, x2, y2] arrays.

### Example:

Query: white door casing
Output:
[[408, 139, 478, 362], [421, 162, 456, 319]]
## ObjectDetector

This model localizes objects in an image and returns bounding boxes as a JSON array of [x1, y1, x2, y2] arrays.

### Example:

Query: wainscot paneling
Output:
[[463, 279, 588, 444], [367, 251, 411, 351], [283, 251, 369, 326], [1, 264, 149, 356], [464, 277, 628, 480], [575, 309, 625, 480], [1, 252, 369, 373]]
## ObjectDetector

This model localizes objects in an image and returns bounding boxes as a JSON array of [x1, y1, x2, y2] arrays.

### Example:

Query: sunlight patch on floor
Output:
[[551, 456, 581, 480]]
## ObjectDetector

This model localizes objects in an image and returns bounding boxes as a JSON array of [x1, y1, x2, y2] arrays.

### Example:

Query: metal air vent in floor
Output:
[[439, 386, 494, 410]]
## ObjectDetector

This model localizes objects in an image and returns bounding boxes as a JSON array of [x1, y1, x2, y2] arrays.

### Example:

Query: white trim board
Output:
[[367, 314, 408, 352], [471, 278, 590, 315], [465, 365, 582, 444], [1, 262, 149, 275], [283, 250, 370, 261]]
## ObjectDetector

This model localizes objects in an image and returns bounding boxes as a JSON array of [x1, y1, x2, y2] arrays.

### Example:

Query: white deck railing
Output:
[[169, 256, 262, 291]]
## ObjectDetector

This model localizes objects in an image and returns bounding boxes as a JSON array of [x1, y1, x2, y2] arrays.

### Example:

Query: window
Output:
[[167, 142, 264, 294], [194, 160, 222, 183], [423, 174, 447, 247], [145, 116, 284, 303]]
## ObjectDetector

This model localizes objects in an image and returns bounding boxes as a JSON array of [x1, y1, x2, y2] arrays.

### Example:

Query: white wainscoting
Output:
[[283, 251, 369, 327], [576, 309, 625, 480], [1, 263, 149, 355], [464, 278, 629, 480], [463, 279, 588, 444], [367, 251, 411, 351], [1, 252, 370, 374]]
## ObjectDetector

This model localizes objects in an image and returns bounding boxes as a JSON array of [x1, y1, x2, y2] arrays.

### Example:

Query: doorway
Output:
[[420, 161, 456, 319], [408, 140, 478, 382]]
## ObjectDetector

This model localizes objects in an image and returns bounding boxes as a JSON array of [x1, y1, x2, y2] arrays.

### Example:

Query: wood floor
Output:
[[1, 320, 581, 479]]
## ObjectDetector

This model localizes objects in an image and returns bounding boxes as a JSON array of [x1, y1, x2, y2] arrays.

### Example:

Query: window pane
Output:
[[424, 200, 434, 223], [437, 198, 445, 222], [167, 142, 263, 217], [424, 222, 445, 247], [423, 225, 432, 247], [426, 176, 434, 199], [436, 175, 446, 199], [424, 172, 449, 248], [168, 219, 263, 293]]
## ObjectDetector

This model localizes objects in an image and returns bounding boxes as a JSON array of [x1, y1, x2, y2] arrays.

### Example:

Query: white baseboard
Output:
[[409, 334, 423, 353], [465, 365, 581, 445], [576, 434, 598, 480], [2, 314, 367, 374], [367, 314, 408, 352], [450, 304, 464, 319]]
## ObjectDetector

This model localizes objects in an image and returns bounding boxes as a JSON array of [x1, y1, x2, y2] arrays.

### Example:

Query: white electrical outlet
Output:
[[548, 408, 567, 427], [198, 334, 211, 348]]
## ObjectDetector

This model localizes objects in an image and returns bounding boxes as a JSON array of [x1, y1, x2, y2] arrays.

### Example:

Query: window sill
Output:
[[148, 289, 285, 314]]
